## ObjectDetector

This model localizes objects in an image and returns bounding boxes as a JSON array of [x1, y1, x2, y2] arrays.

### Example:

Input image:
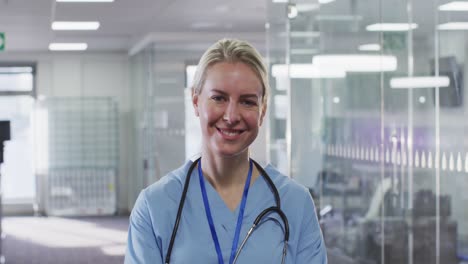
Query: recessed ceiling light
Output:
[[366, 23, 418, 31], [312, 54, 397, 72], [271, 64, 346, 79], [56, 0, 114, 2], [190, 22, 217, 29], [358, 43, 381, 51], [438, 22, 468, 30], [390, 76, 450, 89], [316, 15, 363, 21], [49, 43, 88, 51], [290, 31, 320, 38], [290, 49, 319, 55], [319, 0, 336, 4], [0, 67, 33, 73], [296, 4, 319, 12], [52, 21, 100, 30], [439, 1, 468, 11], [272, 0, 287, 3]]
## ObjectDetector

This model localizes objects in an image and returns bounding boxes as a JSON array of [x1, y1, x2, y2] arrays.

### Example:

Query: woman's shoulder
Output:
[[263, 164, 307, 192], [263, 164, 311, 201]]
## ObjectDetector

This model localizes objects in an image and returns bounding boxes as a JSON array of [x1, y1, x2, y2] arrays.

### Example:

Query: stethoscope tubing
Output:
[[232, 206, 290, 264], [165, 157, 289, 264]]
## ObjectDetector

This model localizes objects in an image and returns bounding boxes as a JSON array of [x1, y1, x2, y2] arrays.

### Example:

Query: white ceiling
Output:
[[2, 0, 465, 54], [0, 0, 267, 53]]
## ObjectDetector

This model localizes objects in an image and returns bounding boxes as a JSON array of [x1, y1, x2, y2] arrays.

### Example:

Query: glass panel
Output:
[[267, 1, 289, 174], [268, 0, 467, 263], [0, 66, 34, 92], [0, 96, 35, 201], [438, 0, 468, 262], [130, 44, 204, 193], [36, 97, 119, 216]]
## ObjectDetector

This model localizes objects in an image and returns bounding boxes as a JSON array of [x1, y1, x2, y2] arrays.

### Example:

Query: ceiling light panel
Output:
[[438, 22, 468, 30], [390, 76, 450, 89], [52, 21, 100, 30], [49, 43, 88, 51], [358, 43, 381, 51], [0, 67, 33, 73], [366, 23, 418, 31], [312, 54, 397, 72], [439, 1, 468, 11], [319, 0, 336, 4], [56, 0, 114, 2], [272, 64, 346, 79]]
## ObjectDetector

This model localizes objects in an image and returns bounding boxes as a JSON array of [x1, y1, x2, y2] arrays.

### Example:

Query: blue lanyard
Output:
[[198, 159, 253, 264]]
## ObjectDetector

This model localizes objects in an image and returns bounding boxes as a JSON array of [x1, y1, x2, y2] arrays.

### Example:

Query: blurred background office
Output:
[[0, 0, 467, 263]]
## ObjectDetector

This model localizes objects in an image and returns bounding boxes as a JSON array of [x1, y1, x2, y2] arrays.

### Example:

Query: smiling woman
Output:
[[124, 39, 327, 264], [192, 62, 265, 161]]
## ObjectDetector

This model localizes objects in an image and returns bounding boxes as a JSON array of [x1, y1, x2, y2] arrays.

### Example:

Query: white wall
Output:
[[0, 51, 132, 214]]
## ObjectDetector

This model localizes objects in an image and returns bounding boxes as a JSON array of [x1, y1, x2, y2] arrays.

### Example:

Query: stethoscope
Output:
[[165, 157, 290, 264]]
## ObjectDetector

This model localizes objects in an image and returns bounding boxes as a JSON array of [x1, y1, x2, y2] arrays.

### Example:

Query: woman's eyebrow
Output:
[[210, 89, 228, 95], [210, 89, 260, 99], [240, 94, 259, 99]]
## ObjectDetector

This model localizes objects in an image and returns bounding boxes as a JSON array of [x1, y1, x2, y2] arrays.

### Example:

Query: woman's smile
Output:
[[216, 127, 245, 140]]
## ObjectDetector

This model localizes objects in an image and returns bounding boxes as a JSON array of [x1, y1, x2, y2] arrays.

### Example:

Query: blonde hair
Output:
[[192, 38, 269, 105]]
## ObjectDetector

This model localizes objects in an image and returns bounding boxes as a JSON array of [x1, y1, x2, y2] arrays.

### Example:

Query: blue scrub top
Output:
[[125, 160, 327, 264]]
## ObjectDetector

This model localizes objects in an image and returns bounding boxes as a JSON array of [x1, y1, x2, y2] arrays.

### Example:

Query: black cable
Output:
[[253, 206, 289, 242], [251, 159, 281, 209], [233, 206, 290, 264], [165, 157, 200, 264]]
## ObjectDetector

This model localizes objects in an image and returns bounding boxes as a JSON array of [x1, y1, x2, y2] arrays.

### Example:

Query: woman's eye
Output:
[[212, 96, 225, 102], [242, 100, 257, 106]]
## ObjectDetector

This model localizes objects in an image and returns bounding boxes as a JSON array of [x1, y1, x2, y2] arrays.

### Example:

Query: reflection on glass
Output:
[[267, 0, 468, 263]]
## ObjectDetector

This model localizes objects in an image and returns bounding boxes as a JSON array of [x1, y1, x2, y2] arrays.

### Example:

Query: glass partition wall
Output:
[[267, 0, 468, 263]]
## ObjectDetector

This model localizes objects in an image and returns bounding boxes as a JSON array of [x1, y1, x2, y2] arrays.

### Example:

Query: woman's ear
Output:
[[259, 103, 267, 126], [192, 89, 200, 117]]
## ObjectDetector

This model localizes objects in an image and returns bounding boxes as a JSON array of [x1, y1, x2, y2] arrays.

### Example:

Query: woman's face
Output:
[[192, 62, 266, 158]]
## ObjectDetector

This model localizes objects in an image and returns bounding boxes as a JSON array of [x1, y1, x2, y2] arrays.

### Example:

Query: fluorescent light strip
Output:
[[319, 0, 336, 4], [52, 21, 100, 30], [272, 0, 287, 3], [296, 4, 319, 12], [0, 67, 33, 73], [49, 43, 88, 51], [290, 31, 320, 38], [56, 0, 114, 2], [271, 64, 346, 79], [291, 49, 319, 55], [438, 22, 468, 30], [366, 23, 418, 31], [312, 54, 397, 72], [358, 43, 381, 51], [439, 1, 468, 11], [390, 76, 450, 89], [316, 15, 363, 21]]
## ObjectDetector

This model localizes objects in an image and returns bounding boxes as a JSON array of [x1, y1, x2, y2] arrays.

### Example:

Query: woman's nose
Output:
[[223, 102, 241, 124]]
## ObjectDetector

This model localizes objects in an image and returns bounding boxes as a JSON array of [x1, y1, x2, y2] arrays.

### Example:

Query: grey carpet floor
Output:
[[2, 216, 128, 264]]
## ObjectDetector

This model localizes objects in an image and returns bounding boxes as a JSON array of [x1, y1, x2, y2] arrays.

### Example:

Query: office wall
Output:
[[0, 52, 132, 213]]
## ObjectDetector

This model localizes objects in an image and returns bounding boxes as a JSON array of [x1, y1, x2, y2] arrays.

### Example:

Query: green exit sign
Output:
[[0, 32, 5, 51]]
